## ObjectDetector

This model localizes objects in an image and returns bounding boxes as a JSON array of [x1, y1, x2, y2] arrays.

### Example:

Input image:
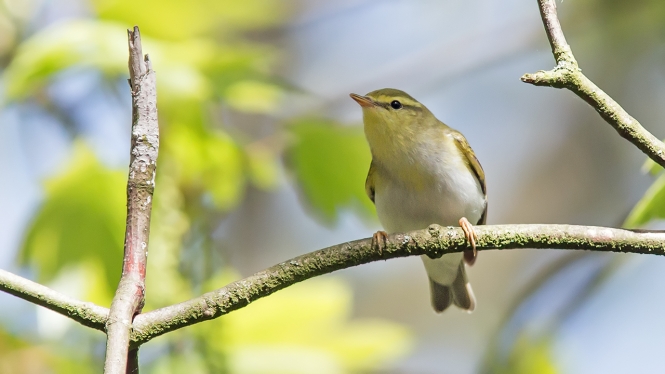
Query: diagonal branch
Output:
[[2, 224, 664, 347], [129, 224, 665, 346], [0, 269, 108, 331], [521, 0, 665, 168], [104, 26, 158, 374]]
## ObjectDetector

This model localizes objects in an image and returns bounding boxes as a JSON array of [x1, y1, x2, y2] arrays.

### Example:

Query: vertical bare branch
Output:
[[537, 0, 576, 66], [104, 26, 158, 374], [522, 0, 665, 168]]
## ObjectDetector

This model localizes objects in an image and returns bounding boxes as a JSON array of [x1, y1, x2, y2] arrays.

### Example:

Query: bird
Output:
[[350, 88, 487, 313]]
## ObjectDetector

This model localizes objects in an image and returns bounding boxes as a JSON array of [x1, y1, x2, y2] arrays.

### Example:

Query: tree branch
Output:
[[2, 223, 664, 347], [104, 26, 158, 374], [521, 0, 665, 168], [0, 269, 108, 331], [129, 224, 665, 346]]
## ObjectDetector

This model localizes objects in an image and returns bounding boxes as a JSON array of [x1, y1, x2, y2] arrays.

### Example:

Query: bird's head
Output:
[[350, 88, 438, 157]]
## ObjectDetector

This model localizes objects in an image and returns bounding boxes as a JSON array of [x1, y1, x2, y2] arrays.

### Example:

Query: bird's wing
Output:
[[450, 130, 487, 225], [365, 160, 376, 204]]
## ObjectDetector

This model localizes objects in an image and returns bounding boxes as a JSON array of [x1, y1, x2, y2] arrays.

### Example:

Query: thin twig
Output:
[[537, 0, 575, 65], [0, 269, 108, 331], [521, 0, 665, 168], [129, 224, 665, 346], [104, 26, 158, 374]]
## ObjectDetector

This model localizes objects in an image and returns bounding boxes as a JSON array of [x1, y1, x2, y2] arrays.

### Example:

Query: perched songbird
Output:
[[350, 88, 487, 313]]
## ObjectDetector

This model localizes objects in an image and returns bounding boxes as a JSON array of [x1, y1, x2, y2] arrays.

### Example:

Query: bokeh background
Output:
[[1, 0, 665, 373]]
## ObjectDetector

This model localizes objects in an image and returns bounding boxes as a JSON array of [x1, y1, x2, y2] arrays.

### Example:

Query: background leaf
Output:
[[195, 275, 413, 374], [624, 173, 665, 227], [285, 119, 375, 223], [91, 0, 289, 40], [19, 142, 125, 302]]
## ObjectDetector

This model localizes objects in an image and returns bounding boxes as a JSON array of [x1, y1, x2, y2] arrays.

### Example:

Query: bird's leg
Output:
[[459, 217, 478, 265], [372, 230, 388, 255]]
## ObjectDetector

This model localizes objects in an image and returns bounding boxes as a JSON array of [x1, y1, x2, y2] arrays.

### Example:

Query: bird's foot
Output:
[[459, 217, 478, 265], [372, 230, 388, 255]]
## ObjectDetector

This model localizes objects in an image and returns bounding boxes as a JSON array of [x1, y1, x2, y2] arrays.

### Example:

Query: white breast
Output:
[[374, 136, 484, 234], [374, 136, 485, 286]]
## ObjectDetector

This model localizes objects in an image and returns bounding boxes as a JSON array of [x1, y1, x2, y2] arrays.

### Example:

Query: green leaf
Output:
[[624, 173, 665, 228], [19, 142, 126, 298], [286, 119, 375, 223]]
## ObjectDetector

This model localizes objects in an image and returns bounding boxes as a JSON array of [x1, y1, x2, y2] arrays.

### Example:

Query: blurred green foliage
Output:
[[572, 0, 665, 47], [4, 20, 127, 99], [3, 0, 665, 372], [576, 0, 665, 229], [192, 275, 412, 374], [490, 336, 558, 374], [20, 143, 125, 304], [625, 138, 665, 227], [287, 119, 375, 223], [625, 173, 665, 228], [91, 0, 289, 40], [0, 327, 98, 374], [1, 0, 408, 372]]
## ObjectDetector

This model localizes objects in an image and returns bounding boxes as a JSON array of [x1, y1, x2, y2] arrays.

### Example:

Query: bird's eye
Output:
[[390, 100, 402, 110]]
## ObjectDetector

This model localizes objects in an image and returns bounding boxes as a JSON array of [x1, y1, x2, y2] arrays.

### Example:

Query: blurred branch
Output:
[[127, 349, 139, 374], [104, 26, 159, 374], [521, 0, 665, 168], [0, 269, 108, 331], [130, 224, 665, 346]]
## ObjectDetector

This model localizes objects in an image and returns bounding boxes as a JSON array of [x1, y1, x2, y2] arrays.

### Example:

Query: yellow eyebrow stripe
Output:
[[375, 96, 421, 108]]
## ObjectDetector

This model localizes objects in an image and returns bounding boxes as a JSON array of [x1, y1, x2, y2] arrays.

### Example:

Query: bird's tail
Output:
[[428, 261, 476, 313]]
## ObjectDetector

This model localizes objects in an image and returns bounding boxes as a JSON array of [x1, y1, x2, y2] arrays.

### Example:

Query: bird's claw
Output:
[[372, 230, 388, 255], [459, 217, 478, 265]]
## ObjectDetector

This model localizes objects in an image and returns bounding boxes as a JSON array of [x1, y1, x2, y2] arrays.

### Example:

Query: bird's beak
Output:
[[350, 93, 375, 108]]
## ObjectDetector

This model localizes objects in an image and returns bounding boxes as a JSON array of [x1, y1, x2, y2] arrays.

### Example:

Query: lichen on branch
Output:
[[522, 0, 665, 168], [129, 224, 665, 346]]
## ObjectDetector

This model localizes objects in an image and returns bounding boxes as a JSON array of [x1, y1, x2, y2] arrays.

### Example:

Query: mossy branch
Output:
[[3, 225, 664, 347], [128, 224, 665, 346], [0, 269, 108, 331], [521, 0, 665, 168]]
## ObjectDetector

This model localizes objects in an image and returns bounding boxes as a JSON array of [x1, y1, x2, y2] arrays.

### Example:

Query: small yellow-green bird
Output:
[[350, 88, 487, 313]]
